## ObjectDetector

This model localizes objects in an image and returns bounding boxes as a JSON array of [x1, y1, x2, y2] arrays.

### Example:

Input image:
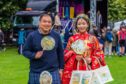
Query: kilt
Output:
[[28, 70, 61, 84]]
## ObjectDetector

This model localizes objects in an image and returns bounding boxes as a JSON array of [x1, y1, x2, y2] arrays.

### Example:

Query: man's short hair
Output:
[[39, 13, 52, 22]]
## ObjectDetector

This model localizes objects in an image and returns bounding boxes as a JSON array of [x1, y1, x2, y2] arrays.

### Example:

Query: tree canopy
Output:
[[108, 0, 126, 22], [0, 0, 27, 30]]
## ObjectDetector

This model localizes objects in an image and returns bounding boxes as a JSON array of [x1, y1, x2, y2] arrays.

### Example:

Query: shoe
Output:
[[39, 71, 52, 84], [119, 54, 122, 57]]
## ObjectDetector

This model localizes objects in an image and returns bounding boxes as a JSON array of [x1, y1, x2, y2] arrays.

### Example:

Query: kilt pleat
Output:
[[28, 70, 61, 84]]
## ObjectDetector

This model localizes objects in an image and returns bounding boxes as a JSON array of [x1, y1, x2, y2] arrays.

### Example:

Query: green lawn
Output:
[[105, 56, 126, 84], [0, 47, 29, 84], [0, 47, 126, 84]]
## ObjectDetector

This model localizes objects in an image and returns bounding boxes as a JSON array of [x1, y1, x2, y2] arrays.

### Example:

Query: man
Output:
[[18, 28, 26, 54], [23, 13, 64, 84], [89, 25, 99, 38], [104, 27, 113, 56], [53, 12, 62, 33], [96, 10, 102, 29]]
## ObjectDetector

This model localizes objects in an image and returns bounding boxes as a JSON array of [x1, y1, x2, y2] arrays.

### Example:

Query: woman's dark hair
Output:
[[120, 22, 126, 29]]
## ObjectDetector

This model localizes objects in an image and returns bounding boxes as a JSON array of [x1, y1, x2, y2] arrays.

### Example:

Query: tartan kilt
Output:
[[28, 70, 61, 84]]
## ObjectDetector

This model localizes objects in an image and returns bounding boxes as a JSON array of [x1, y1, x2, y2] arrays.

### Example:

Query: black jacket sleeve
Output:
[[23, 34, 36, 60]]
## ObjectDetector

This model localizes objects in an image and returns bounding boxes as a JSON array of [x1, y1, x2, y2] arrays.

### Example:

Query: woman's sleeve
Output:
[[92, 36, 106, 66], [64, 37, 75, 62]]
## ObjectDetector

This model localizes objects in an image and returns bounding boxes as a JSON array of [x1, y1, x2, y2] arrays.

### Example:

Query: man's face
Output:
[[39, 15, 52, 33]]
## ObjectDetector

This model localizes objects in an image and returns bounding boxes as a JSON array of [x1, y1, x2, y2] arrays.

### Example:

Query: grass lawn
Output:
[[0, 47, 126, 84], [0, 47, 29, 84]]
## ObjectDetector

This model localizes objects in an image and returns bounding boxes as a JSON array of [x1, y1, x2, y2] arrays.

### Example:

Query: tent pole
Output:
[[56, 0, 59, 12]]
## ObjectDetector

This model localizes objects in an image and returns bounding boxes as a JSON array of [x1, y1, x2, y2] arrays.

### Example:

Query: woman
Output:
[[53, 12, 62, 33], [117, 25, 126, 56], [62, 14, 106, 84]]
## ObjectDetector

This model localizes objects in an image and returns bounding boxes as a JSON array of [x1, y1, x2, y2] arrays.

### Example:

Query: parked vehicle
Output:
[[11, 0, 57, 44]]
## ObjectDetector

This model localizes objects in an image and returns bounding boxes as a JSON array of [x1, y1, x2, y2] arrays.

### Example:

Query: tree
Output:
[[108, 0, 126, 22], [0, 0, 27, 30]]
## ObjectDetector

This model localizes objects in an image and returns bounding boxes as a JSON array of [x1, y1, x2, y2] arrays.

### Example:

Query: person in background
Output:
[[64, 22, 73, 48], [96, 10, 102, 30], [117, 24, 126, 56], [62, 14, 106, 84], [26, 27, 34, 38], [0, 28, 4, 51], [100, 27, 107, 51], [60, 29, 65, 48], [18, 28, 26, 54], [53, 12, 62, 33], [90, 25, 100, 38], [112, 29, 117, 55], [125, 25, 126, 55], [23, 13, 64, 84], [104, 27, 113, 57]]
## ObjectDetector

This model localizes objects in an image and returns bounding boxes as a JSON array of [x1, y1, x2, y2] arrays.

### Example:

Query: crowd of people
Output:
[[90, 23, 126, 57]]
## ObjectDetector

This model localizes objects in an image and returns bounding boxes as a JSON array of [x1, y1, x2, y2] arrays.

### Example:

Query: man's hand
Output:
[[35, 51, 43, 59]]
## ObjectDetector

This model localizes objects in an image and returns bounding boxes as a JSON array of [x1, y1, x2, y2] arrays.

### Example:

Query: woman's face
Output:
[[77, 18, 88, 33]]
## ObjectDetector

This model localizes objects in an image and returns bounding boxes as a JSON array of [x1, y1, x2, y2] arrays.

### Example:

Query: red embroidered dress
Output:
[[62, 32, 106, 84]]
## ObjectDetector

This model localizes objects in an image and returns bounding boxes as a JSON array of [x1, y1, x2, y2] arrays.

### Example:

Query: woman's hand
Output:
[[85, 57, 92, 64], [76, 55, 83, 61]]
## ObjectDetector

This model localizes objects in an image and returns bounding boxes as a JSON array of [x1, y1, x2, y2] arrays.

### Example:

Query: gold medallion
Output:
[[41, 36, 55, 50], [39, 71, 52, 84]]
